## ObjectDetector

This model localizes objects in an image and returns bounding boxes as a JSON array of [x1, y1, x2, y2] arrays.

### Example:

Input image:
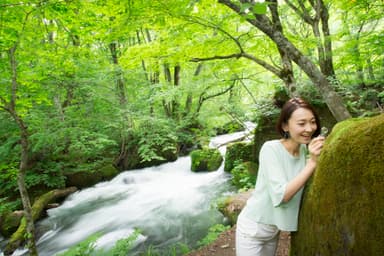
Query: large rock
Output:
[[291, 114, 384, 255], [218, 190, 252, 225], [190, 148, 223, 172], [224, 142, 256, 172], [65, 164, 118, 189]]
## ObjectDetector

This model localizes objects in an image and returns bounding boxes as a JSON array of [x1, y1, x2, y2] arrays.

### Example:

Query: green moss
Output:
[[98, 164, 119, 180], [1, 212, 22, 237], [224, 142, 255, 172], [291, 114, 384, 255], [65, 164, 118, 188], [190, 148, 223, 172]]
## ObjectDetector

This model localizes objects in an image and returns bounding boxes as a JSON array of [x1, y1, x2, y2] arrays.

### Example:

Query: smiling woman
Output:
[[235, 97, 325, 256]]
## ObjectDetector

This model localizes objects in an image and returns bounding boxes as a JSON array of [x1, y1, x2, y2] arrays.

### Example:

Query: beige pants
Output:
[[236, 213, 280, 256]]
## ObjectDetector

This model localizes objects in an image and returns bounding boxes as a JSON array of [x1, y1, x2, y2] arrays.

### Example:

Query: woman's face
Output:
[[283, 107, 317, 144]]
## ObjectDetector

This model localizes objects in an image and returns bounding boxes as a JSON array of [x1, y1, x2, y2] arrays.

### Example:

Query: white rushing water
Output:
[[10, 124, 255, 256]]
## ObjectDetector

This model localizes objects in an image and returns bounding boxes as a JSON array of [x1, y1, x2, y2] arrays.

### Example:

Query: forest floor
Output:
[[186, 225, 290, 256]]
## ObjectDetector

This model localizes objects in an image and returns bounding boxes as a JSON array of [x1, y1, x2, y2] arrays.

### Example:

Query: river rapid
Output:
[[8, 123, 255, 256]]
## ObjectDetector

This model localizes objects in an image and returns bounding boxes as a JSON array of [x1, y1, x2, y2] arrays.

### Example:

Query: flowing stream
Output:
[[9, 123, 255, 256]]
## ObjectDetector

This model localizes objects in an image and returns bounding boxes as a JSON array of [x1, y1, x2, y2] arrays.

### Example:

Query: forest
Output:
[[0, 0, 383, 255]]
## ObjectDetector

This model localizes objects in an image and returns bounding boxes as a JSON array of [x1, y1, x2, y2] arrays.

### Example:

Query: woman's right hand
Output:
[[308, 136, 325, 162]]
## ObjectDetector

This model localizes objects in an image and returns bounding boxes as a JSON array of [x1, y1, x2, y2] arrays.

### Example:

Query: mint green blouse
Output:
[[241, 140, 307, 231]]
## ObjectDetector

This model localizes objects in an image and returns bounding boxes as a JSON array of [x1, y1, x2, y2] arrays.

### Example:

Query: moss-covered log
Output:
[[4, 187, 77, 255], [291, 114, 384, 255]]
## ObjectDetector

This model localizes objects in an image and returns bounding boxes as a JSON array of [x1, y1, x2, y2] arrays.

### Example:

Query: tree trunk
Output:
[[262, 26, 351, 121], [268, 0, 298, 96], [318, 0, 336, 78], [162, 63, 182, 119], [285, 0, 336, 78], [162, 63, 173, 117], [185, 63, 203, 115], [109, 42, 127, 105], [7, 46, 38, 256], [218, 0, 351, 121], [172, 65, 181, 119]]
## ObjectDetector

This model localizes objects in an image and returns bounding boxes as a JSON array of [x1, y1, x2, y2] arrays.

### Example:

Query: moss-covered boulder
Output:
[[224, 142, 256, 173], [190, 148, 223, 172], [0, 211, 23, 237], [218, 190, 252, 225], [291, 114, 384, 255], [65, 164, 118, 189]]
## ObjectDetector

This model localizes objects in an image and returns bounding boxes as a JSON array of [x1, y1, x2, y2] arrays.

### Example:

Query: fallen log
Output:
[[3, 186, 77, 255]]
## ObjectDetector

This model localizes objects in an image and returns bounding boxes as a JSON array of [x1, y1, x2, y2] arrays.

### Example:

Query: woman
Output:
[[236, 97, 325, 256]]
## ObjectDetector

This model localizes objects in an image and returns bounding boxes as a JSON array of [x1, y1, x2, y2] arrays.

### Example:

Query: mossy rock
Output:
[[116, 143, 178, 171], [291, 114, 384, 255], [0, 211, 23, 237], [218, 190, 252, 225], [65, 164, 118, 189], [190, 148, 223, 172], [224, 142, 256, 172]]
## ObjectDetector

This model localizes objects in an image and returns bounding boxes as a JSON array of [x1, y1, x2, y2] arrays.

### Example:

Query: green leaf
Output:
[[253, 3, 267, 15], [240, 3, 252, 13]]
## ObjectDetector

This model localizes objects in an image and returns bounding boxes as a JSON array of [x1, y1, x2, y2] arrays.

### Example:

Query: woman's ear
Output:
[[282, 122, 288, 133]]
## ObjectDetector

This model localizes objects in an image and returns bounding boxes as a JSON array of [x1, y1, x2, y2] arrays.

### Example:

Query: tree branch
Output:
[[201, 83, 235, 102], [182, 14, 246, 53], [190, 53, 242, 62], [0, 96, 9, 110]]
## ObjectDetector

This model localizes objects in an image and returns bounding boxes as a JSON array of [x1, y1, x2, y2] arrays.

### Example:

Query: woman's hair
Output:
[[276, 97, 321, 138]]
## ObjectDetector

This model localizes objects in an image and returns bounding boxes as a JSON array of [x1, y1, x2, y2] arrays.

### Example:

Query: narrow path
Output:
[[186, 225, 290, 256]]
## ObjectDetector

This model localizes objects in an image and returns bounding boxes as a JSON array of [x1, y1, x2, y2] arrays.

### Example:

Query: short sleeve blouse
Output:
[[241, 140, 307, 231]]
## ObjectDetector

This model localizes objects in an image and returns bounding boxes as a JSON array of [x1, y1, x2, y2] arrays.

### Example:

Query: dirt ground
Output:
[[186, 225, 290, 256]]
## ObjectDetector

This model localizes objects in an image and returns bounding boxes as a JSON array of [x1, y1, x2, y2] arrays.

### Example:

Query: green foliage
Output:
[[25, 166, 66, 189], [138, 243, 190, 256], [0, 117, 21, 195], [58, 229, 141, 256], [190, 148, 223, 172], [197, 224, 231, 248], [230, 161, 257, 190], [0, 162, 19, 194], [224, 142, 255, 173], [57, 233, 101, 256], [215, 121, 243, 135], [0, 198, 21, 216], [251, 97, 281, 126], [99, 229, 141, 256], [0, 2, 383, 252], [135, 117, 179, 163], [328, 80, 384, 116]]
